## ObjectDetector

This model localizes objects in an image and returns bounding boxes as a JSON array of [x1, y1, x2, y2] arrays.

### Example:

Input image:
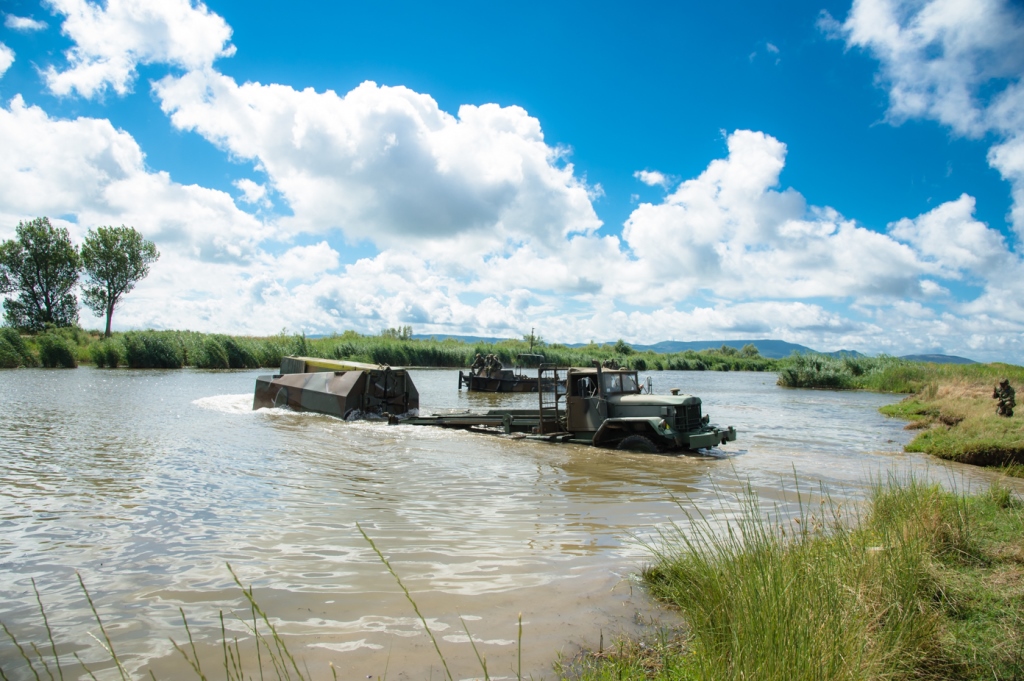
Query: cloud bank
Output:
[[0, 0, 1022, 361]]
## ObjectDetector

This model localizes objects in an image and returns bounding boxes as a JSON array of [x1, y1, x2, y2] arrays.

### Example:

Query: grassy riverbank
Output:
[[568, 474, 1024, 681], [0, 326, 778, 372], [777, 354, 1024, 469], [878, 364, 1024, 469]]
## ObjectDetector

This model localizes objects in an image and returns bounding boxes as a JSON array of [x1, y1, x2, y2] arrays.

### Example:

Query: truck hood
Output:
[[606, 394, 701, 407]]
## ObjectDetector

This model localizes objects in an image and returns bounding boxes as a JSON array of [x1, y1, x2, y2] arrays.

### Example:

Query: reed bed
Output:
[[775, 353, 931, 392], [0, 328, 781, 372]]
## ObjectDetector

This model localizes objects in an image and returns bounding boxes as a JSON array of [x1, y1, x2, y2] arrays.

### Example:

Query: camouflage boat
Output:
[[253, 356, 418, 419], [459, 353, 552, 392]]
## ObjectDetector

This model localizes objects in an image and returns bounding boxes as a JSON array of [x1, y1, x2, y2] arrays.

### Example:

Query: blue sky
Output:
[[1, 0, 1023, 361]]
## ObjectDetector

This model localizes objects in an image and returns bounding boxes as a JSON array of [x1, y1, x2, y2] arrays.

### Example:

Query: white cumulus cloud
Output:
[[0, 43, 13, 78], [888, 193, 1013, 276], [622, 130, 925, 302], [835, 0, 1024, 233], [43, 0, 235, 97], [5, 15, 47, 31], [234, 178, 268, 205], [634, 169, 670, 187], [153, 72, 601, 257]]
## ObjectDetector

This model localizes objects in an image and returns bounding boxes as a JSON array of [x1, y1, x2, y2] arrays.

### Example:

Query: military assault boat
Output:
[[253, 356, 418, 419], [458, 353, 553, 392]]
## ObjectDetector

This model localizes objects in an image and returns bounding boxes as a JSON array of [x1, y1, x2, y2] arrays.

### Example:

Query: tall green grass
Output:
[[776, 353, 928, 392], [572, 473, 1024, 681], [1, 327, 787, 371]]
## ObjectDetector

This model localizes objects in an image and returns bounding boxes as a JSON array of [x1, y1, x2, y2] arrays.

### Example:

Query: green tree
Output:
[[380, 325, 413, 340], [613, 338, 634, 355], [0, 217, 81, 330], [81, 225, 159, 337]]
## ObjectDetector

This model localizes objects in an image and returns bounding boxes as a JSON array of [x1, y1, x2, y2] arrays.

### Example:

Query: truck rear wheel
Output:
[[617, 434, 659, 453]]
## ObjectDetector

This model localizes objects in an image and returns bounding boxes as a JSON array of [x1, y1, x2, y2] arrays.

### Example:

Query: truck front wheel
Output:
[[617, 435, 660, 453]]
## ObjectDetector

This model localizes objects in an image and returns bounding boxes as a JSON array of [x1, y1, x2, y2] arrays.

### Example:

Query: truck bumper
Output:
[[677, 425, 737, 450]]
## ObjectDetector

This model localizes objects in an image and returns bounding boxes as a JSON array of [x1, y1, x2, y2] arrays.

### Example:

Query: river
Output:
[[0, 367, 1007, 680]]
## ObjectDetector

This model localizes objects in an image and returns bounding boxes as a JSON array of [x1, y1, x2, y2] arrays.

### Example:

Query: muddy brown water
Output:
[[0, 368, 1011, 679]]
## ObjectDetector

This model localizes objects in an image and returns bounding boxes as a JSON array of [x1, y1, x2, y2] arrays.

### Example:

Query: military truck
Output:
[[406, 364, 736, 452]]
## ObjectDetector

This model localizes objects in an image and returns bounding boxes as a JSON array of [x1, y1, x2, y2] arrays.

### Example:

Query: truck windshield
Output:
[[621, 373, 639, 393], [601, 372, 640, 394]]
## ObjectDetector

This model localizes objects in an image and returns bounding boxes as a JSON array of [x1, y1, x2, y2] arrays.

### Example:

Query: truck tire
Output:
[[617, 434, 659, 453]]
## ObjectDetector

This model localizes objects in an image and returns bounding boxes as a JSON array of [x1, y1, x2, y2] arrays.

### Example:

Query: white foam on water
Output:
[[309, 639, 384, 652], [442, 634, 515, 646], [192, 393, 253, 414]]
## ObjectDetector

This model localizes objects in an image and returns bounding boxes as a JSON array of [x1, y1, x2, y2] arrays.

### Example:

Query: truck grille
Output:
[[676, 405, 702, 431]]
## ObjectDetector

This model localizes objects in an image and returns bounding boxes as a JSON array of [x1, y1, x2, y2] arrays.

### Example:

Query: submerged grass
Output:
[[567, 473, 1024, 681]]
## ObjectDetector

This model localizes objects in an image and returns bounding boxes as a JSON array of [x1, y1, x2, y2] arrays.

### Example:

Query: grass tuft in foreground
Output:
[[566, 474, 1024, 681]]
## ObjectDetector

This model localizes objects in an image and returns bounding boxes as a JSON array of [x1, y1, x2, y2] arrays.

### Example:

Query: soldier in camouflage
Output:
[[993, 378, 1015, 417], [485, 354, 502, 377], [469, 353, 485, 376]]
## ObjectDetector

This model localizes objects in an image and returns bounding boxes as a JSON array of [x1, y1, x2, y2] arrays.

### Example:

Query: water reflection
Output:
[[0, 367, 1011, 679]]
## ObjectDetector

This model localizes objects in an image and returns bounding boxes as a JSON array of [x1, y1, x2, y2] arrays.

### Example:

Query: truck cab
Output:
[[563, 366, 736, 452]]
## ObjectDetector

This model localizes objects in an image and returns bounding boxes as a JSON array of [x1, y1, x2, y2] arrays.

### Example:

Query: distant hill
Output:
[[900, 354, 977, 365], [410, 335, 977, 363], [626, 339, 867, 360], [412, 334, 512, 344], [413, 335, 863, 360]]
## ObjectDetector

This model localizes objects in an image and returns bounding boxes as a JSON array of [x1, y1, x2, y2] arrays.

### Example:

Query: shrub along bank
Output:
[[568, 475, 1024, 681]]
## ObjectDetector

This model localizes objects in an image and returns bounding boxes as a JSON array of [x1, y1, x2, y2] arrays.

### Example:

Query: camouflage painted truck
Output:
[[408, 363, 737, 453], [254, 358, 736, 453]]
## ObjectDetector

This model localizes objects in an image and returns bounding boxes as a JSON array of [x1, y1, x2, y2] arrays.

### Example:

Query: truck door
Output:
[[566, 375, 607, 432]]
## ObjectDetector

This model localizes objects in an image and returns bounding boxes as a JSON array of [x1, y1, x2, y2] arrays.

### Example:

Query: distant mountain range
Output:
[[411, 335, 976, 364], [900, 354, 976, 365]]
